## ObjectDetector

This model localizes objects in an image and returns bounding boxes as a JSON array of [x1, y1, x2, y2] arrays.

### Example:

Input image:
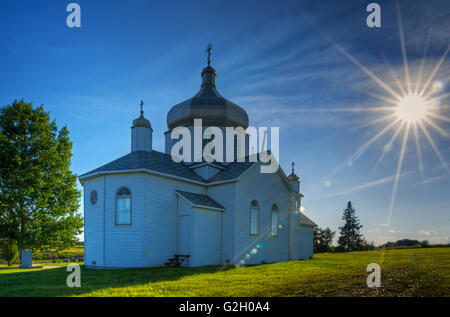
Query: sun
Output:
[[395, 94, 430, 123]]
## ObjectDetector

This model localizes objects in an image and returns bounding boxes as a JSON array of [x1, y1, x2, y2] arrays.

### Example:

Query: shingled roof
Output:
[[176, 190, 225, 210], [78, 150, 255, 184], [300, 213, 316, 227]]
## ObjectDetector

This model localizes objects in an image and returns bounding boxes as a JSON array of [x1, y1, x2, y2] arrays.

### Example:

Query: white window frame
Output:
[[250, 201, 259, 236], [270, 205, 279, 237], [116, 186, 132, 225]]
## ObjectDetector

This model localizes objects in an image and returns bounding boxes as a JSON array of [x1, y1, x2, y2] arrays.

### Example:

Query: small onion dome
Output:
[[132, 114, 152, 130], [288, 172, 299, 182], [288, 162, 299, 182], [166, 66, 249, 130]]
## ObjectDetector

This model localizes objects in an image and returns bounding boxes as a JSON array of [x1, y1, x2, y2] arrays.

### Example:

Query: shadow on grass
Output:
[[0, 264, 234, 297]]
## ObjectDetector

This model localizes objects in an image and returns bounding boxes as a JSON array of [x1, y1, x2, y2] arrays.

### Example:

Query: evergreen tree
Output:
[[337, 201, 364, 251], [0, 100, 83, 259]]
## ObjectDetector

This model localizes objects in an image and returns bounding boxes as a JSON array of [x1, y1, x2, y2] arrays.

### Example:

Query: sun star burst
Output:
[[395, 94, 430, 123], [311, 2, 450, 232]]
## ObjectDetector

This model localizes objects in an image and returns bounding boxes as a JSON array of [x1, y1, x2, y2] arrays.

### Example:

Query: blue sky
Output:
[[1, 0, 449, 245]]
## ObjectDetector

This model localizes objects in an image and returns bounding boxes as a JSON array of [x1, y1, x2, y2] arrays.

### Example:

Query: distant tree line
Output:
[[312, 201, 447, 254], [313, 201, 375, 253]]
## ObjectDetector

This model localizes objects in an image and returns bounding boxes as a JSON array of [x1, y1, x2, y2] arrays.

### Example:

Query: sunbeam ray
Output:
[[414, 31, 431, 95], [426, 112, 450, 123], [387, 124, 410, 226], [349, 84, 400, 106], [412, 124, 424, 178], [396, 0, 412, 95], [383, 54, 407, 97], [423, 117, 450, 139], [418, 121, 450, 174], [368, 122, 405, 180], [320, 120, 398, 184], [291, 107, 397, 113], [318, 33, 403, 100], [418, 45, 450, 97]]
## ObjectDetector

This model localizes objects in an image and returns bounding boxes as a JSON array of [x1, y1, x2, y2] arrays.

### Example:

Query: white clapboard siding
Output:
[[192, 208, 222, 266], [84, 176, 105, 267], [143, 174, 205, 266], [104, 173, 145, 268], [295, 224, 314, 260], [206, 183, 235, 264], [233, 163, 291, 265]]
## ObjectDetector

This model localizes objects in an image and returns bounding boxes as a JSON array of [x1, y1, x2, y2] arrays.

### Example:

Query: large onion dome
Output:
[[166, 65, 249, 130]]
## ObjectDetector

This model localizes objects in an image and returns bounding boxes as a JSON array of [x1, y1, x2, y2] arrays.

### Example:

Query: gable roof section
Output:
[[228, 152, 299, 194], [79, 150, 204, 182], [300, 213, 316, 227], [206, 160, 255, 183], [79, 150, 255, 184], [176, 190, 225, 210]]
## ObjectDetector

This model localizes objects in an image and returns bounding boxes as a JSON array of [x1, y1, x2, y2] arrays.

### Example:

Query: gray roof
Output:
[[207, 160, 255, 183], [300, 213, 316, 227], [176, 190, 224, 210], [79, 150, 255, 184]]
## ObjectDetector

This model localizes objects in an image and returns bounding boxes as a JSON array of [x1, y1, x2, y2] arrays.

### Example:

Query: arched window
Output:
[[250, 200, 259, 235], [270, 204, 279, 237], [116, 186, 131, 225]]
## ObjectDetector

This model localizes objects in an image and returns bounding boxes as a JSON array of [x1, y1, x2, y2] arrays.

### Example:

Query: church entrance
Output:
[[178, 215, 191, 255]]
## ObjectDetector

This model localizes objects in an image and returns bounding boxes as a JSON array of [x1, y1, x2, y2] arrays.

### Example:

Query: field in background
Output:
[[0, 247, 448, 297], [0, 246, 84, 265]]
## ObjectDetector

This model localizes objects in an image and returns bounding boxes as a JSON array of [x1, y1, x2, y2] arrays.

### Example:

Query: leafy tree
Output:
[[420, 240, 430, 248], [360, 239, 375, 251], [0, 99, 83, 259], [337, 201, 364, 251], [313, 226, 335, 253], [0, 238, 19, 266]]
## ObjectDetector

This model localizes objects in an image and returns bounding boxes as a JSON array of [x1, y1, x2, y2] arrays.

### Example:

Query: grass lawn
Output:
[[0, 247, 448, 297]]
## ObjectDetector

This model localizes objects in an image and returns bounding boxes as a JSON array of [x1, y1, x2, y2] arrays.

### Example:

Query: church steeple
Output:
[[288, 162, 300, 192], [166, 44, 248, 131], [201, 44, 216, 88], [131, 100, 153, 152]]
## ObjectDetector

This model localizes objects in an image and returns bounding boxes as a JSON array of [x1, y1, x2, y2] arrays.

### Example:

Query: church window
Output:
[[250, 200, 259, 235], [270, 204, 279, 237], [90, 190, 98, 205], [116, 186, 131, 225]]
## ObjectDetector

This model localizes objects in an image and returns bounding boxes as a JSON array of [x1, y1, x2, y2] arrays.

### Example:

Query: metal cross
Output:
[[291, 161, 295, 173], [206, 43, 213, 66], [140, 100, 144, 115]]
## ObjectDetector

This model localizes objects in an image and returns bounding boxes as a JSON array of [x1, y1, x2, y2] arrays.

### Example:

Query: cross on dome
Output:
[[206, 43, 213, 66]]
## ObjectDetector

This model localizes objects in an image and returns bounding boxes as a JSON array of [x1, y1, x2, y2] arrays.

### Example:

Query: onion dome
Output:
[[166, 62, 249, 130], [132, 100, 152, 130], [288, 162, 300, 182]]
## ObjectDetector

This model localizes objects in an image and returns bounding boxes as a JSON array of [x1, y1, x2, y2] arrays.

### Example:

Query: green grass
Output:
[[0, 248, 449, 297]]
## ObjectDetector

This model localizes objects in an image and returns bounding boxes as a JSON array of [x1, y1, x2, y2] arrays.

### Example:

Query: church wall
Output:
[[142, 173, 206, 266], [233, 164, 291, 265], [103, 173, 145, 268], [191, 207, 223, 266], [206, 183, 236, 264], [294, 225, 314, 260], [83, 176, 105, 267]]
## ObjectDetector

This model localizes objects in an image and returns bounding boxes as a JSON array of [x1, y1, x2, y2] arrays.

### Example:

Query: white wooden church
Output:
[[79, 58, 315, 268]]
